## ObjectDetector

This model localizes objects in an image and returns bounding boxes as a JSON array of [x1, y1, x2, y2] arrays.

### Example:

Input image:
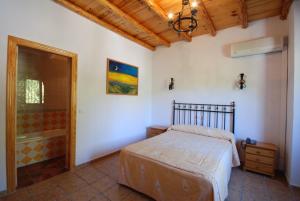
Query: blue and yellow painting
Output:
[[107, 59, 138, 95]]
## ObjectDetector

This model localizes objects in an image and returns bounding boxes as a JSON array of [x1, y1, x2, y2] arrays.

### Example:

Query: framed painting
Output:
[[106, 59, 139, 95]]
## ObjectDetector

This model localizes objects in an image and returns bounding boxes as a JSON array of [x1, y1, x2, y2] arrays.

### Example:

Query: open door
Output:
[[6, 36, 77, 192]]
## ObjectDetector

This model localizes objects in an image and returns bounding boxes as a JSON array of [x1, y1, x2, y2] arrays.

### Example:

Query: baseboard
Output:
[[287, 179, 300, 188], [76, 150, 121, 168]]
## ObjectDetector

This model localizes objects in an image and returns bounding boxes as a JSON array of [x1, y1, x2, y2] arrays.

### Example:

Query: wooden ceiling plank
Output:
[[57, 0, 284, 47], [238, 0, 248, 28], [55, 0, 155, 51], [139, 0, 192, 42], [280, 0, 293, 20], [96, 0, 170, 47], [200, 1, 217, 36]]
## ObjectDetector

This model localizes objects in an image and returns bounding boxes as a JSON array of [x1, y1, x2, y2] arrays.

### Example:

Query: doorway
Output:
[[6, 36, 77, 192]]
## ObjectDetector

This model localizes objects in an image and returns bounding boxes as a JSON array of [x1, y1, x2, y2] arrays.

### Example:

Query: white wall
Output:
[[152, 17, 288, 167], [0, 0, 153, 191], [286, 0, 300, 187]]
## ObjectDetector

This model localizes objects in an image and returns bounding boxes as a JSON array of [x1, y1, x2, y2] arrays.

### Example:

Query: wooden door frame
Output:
[[6, 36, 77, 193]]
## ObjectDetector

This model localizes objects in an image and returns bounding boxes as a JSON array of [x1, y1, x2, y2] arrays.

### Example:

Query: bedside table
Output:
[[147, 126, 168, 138], [243, 142, 278, 177]]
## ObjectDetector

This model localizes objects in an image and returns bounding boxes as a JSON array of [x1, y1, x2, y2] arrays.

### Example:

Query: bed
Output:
[[119, 101, 240, 201]]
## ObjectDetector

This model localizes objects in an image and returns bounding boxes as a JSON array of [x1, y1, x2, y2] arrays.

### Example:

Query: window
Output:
[[25, 79, 44, 104]]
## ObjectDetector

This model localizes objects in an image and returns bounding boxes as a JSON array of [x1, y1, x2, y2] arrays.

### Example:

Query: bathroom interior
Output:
[[16, 46, 71, 188]]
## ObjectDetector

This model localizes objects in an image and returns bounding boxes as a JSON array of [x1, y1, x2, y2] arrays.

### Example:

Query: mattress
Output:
[[119, 125, 240, 201]]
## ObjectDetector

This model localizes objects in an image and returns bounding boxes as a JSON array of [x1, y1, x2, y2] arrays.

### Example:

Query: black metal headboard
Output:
[[172, 100, 236, 133]]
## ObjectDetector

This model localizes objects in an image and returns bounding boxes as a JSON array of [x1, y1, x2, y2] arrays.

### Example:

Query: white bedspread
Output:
[[122, 125, 240, 201]]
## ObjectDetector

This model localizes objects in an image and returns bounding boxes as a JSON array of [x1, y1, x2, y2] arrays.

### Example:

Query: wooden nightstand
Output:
[[147, 126, 168, 138], [243, 142, 278, 177]]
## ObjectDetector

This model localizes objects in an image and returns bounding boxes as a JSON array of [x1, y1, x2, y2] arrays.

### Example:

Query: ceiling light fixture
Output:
[[168, 0, 198, 34]]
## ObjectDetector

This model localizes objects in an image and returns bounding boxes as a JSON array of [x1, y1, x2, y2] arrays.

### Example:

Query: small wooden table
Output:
[[243, 142, 278, 177], [146, 126, 168, 138]]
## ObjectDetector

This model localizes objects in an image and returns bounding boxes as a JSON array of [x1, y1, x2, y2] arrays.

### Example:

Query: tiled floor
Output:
[[1, 153, 299, 201], [17, 156, 67, 188]]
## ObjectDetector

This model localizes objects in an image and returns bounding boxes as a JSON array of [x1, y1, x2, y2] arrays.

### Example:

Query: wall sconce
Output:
[[238, 73, 246, 90], [169, 78, 174, 90]]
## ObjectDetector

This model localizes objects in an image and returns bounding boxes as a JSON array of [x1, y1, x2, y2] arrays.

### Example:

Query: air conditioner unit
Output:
[[230, 36, 283, 58]]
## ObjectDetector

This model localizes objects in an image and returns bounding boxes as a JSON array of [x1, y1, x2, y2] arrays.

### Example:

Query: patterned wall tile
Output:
[[17, 111, 67, 135]]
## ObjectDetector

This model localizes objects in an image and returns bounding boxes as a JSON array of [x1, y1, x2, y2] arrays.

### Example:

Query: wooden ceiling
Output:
[[55, 0, 293, 51]]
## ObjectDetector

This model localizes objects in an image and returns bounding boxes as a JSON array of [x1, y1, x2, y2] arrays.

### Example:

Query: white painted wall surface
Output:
[[286, 1, 300, 187], [152, 17, 288, 168], [0, 0, 152, 191]]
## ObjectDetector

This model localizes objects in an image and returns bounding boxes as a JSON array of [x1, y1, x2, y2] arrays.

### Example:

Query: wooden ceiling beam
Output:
[[139, 0, 192, 42], [55, 0, 155, 51], [280, 0, 293, 20], [97, 0, 170, 47], [200, 1, 217, 36], [238, 0, 248, 28]]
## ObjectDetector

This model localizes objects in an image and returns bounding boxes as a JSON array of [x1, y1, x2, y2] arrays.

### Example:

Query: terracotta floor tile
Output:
[[241, 190, 269, 201], [266, 181, 294, 201], [2, 188, 31, 201], [91, 176, 117, 193], [74, 166, 106, 184], [57, 174, 87, 194], [292, 188, 300, 201], [293, 195, 300, 201], [89, 194, 110, 201], [27, 178, 58, 195], [269, 191, 294, 201], [100, 166, 119, 180], [104, 155, 119, 163], [122, 192, 154, 201], [103, 184, 132, 201], [227, 188, 242, 201], [92, 154, 119, 170], [30, 187, 67, 201], [243, 173, 266, 189], [57, 172, 85, 184], [265, 178, 291, 194], [229, 175, 244, 192], [49, 171, 74, 182], [68, 186, 99, 201], [0, 191, 7, 198], [91, 159, 111, 170], [112, 160, 120, 167]]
